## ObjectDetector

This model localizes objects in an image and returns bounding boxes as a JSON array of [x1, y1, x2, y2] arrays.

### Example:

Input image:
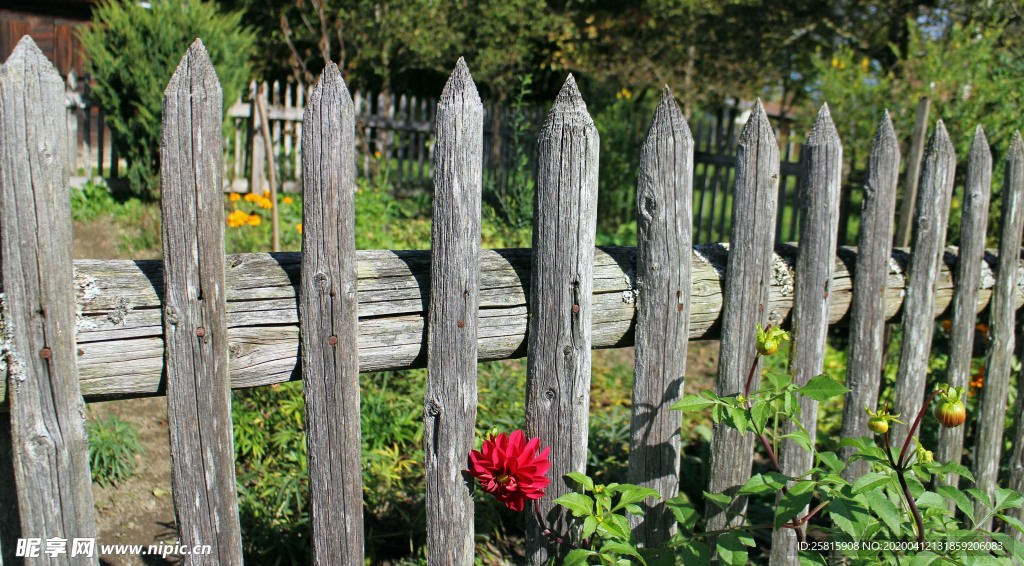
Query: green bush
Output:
[[78, 0, 255, 200], [87, 415, 144, 487]]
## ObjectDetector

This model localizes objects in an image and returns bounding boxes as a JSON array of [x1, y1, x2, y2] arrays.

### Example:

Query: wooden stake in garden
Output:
[[839, 112, 901, 480], [424, 58, 483, 566], [160, 39, 243, 565], [299, 62, 364, 564], [628, 87, 693, 548], [705, 100, 779, 538], [525, 75, 599, 565]]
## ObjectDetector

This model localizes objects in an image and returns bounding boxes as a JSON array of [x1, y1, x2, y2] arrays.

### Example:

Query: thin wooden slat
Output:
[[525, 75, 599, 565], [300, 62, 363, 565], [937, 127, 990, 489], [394, 94, 406, 188], [705, 101, 780, 539], [424, 59, 483, 566], [839, 112, 901, 480], [691, 121, 710, 240], [250, 80, 266, 195], [0, 35, 98, 563], [283, 82, 293, 180], [891, 121, 956, 450], [894, 96, 931, 247], [702, 111, 728, 243], [294, 81, 304, 186], [976, 132, 1024, 529], [628, 88, 693, 548], [769, 105, 842, 565], [160, 39, 242, 565]]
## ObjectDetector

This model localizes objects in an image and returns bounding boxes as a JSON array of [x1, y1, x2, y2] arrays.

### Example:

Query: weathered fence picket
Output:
[[937, 127, 991, 485], [424, 59, 483, 565], [628, 88, 693, 548], [525, 75, 600, 564], [770, 105, 843, 565], [839, 113, 901, 480], [705, 101, 780, 537], [299, 62, 364, 565], [4, 36, 1024, 566], [892, 121, 957, 451], [975, 132, 1024, 530], [0, 36, 98, 565], [160, 40, 243, 565]]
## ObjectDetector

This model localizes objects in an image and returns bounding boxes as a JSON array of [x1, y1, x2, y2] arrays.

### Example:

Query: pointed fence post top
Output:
[[738, 98, 776, 145], [439, 57, 481, 106], [807, 103, 840, 146], [306, 61, 351, 108], [164, 38, 219, 96], [875, 110, 898, 146], [927, 119, 955, 155], [1010, 131, 1024, 156], [969, 124, 991, 159], [2, 35, 61, 83], [542, 73, 594, 132], [649, 86, 691, 142]]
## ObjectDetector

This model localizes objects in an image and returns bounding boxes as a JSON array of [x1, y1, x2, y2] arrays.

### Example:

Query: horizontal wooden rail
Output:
[[0, 244, 1015, 406]]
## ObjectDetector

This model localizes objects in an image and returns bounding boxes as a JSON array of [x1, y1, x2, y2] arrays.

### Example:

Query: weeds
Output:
[[87, 415, 144, 487]]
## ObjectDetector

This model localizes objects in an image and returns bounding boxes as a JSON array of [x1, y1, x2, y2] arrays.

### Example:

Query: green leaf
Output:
[[862, 489, 902, 535], [781, 429, 814, 454], [614, 486, 661, 509], [667, 496, 700, 530], [765, 370, 791, 392], [625, 503, 643, 515], [554, 493, 594, 517], [738, 472, 790, 496], [829, 488, 872, 538], [851, 472, 891, 494], [677, 541, 710, 564], [563, 548, 597, 566], [600, 541, 645, 563], [776, 481, 815, 527], [818, 451, 845, 475], [966, 488, 992, 509], [728, 405, 750, 433], [716, 532, 747, 566], [600, 513, 632, 541], [937, 485, 974, 524], [672, 394, 717, 413], [915, 491, 945, 512], [735, 530, 756, 547], [998, 512, 1024, 534], [991, 532, 1024, 563], [565, 471, 594, 492], [907, 551, 941, 566], [582, 515, 599, 540], [796, 374, 850, 401], [750, 401, 771, 433], [704, 490, 733, 511], [993, 488, 1023, 512], [935, 461, 975, 483], [799, 550, 828, 566]]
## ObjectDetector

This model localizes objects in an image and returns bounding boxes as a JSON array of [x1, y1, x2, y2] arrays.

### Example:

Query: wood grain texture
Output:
[[839, 113, 901, 481], [628, 88, 693, 548], [894, 97, 931, 247], [892, 121, 956, 451], [525, 75, 599, 565], [770, 105, 842, 565], [160, 40, 242, 565], [937, 127, 990, 488], [0, 36, 98, 564], [0, 245, 1013, 406], [705, 101, 780, 536], [977, 132, 1024, 529], [424, 59, 482, 566], [299, 63, 364, 565]]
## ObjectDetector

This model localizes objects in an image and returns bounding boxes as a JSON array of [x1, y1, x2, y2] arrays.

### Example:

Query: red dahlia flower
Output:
[[467, 430, 551, 511]]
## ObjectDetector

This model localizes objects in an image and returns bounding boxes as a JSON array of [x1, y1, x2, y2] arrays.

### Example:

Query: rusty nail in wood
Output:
[[572, 304, 580, 313], [39, 348, 52, 359], [78, 348, 85, 356], [329, 335, 338, 345], [195, 327, 206, 337], [457, 320, 465, 328], [677, 304, 684, 312]]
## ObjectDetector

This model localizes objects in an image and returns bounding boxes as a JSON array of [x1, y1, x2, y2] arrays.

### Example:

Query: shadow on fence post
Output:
[[628, 87, 693, 549], [424, 58, 483, 565], [704, 100, 779, 545], [299, 62, 364, 565], [160, 39, 243, 565], [1, 35, 98, 565], [525, 75, 599, 565]]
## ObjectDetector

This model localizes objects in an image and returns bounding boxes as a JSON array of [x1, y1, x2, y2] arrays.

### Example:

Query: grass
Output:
[[87, 414, 145, 487]]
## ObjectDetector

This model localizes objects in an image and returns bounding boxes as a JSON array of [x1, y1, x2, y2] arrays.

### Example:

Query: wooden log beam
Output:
[[0, 244, 1018, 407]]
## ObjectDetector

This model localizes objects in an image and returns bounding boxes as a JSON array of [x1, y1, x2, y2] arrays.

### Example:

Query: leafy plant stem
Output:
[[533, 499, 580, 551], [897, 389, 944, 469]]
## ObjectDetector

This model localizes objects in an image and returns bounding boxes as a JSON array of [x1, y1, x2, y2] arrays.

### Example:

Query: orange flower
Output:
[[282, 196, 293, 204], [296, 223, 303, 235], [227, 209, 249, 228], [263, 190, 271, 198], [229, 193, 241, 202], [244, 193, 260, 203], [256, 196, 273, 209], [247, 214, 262, 226]]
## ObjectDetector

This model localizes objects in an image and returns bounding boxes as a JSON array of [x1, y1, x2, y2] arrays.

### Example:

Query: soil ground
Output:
[[72, 217, 721, 564]]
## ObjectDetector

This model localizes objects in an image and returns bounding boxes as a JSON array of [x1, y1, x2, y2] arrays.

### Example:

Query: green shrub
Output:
[[87, 415, 144, 487], [78, 0, 255, 200]]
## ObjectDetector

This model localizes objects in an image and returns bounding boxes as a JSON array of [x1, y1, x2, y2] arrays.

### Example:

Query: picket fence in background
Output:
[[4, 35, 1024, 566]]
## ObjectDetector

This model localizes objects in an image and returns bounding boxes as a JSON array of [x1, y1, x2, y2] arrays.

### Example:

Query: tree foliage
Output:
[[79, 0, 255, 199]]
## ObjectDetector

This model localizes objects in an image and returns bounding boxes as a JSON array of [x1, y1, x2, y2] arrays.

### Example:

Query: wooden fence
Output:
[[3, 35, 1024, 565]]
